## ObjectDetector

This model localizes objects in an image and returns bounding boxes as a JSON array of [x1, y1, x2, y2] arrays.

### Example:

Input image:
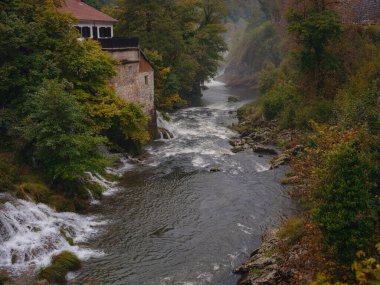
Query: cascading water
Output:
[[157, 112, 175, 140], [70, 80, 294, 285], [0, 194, 103, 276]]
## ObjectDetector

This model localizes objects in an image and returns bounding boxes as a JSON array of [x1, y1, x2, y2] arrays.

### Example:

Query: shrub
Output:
[[337, 55, 380, 134], [39, 251, 81, 284], [314, 145, 378, 264], [293, 98, 335, 128], [260, 79, 301, 124]]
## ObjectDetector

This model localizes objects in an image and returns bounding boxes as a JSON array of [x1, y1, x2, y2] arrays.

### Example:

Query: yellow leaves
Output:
[[351, 246, 380, 285], [159, 67, 172, 81]]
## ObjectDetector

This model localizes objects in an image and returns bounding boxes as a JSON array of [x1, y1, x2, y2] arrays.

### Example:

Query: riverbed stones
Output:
[[234, 230, 283, 285], [252, 144, 278, 155]]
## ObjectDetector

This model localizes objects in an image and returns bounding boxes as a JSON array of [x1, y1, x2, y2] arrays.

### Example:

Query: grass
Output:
[[39, 251, 81, 284], [249, 267, 264, 276], [278, 217, 305, 246]]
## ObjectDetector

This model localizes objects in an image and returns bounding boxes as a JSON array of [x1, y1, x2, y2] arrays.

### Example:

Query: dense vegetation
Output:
[[105, 0, 227, 109], [0, 0, 149, 211], [82, 0, 115, 9], [234, 0, 380, 283]]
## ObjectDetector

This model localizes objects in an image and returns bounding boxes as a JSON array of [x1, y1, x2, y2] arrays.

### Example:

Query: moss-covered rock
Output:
[[228, 96, 240, 103], [19, 182, 50, 203], [38, 251, 81, 284], [59, 228, 74, 246], [48, 195, 75, 212]]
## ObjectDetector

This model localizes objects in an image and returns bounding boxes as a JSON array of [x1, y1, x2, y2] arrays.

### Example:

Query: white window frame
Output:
[[75, 22, 114, 39]]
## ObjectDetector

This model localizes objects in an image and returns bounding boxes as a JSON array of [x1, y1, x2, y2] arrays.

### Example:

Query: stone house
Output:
[[58, 0, 156, 130]]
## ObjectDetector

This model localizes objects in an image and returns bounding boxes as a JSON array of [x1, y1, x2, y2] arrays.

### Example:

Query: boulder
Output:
[[252, 145, 278, 155]]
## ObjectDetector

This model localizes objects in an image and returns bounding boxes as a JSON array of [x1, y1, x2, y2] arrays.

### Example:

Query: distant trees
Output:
[[287, 2, 342, 94], [114, 0, 227, 108]]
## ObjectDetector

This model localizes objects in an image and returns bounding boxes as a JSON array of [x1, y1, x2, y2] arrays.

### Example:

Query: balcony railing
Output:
[[98, 37, 139, 49]]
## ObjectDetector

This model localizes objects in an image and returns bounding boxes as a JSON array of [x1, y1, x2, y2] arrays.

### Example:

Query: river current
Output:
[[0, 81, 293, 285], [72, 81, 293, 285]]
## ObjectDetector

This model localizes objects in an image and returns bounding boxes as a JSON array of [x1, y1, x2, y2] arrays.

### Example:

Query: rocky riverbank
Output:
[[230, 103, 305, 285], [234, 230, 284, 285], [229, 102, 303, 170]]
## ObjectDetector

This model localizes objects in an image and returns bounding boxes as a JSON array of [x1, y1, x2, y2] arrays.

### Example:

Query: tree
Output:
[[22, 80, 108, 181], [115, 0, 227, 104], [287, 2, 342, 94], [314, 144, 378, 264]]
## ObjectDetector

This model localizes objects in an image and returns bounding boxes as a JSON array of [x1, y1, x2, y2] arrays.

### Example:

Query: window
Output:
[[82, 26, 91, 38], [99, 27, 112, 38], [145, 75, 149, 85]]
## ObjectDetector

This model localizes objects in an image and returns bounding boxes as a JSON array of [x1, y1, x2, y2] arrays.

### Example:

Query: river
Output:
[[0, 81, 293, 285], [71, 81, 294, 285]]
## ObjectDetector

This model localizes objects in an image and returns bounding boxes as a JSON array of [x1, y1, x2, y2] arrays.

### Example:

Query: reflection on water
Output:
[[71, 81, 294, 285]]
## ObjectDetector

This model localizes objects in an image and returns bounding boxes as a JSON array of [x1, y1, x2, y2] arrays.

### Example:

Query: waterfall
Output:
[[0, 194, 101, 275], [86, 189, 100, 205], [85, 172, 119, 197], [156, 112, 175, 140]]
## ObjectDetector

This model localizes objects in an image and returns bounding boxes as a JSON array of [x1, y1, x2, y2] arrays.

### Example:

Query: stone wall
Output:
[[107, 48, 157, 132]]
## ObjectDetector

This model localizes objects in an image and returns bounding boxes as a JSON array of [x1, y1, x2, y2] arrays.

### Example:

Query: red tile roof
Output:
[[58, 0, 117, 23]]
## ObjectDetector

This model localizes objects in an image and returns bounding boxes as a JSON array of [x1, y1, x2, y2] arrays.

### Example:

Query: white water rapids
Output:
[[0, 80, 292, 285], [0, 194, 102, 275]]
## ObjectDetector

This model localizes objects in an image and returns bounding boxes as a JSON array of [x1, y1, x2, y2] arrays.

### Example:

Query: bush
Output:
[[337, 55, 380, 134], [39, 251, 81, 284], [314, 145, 378, 264], [293, 98, 335, 128], [260, 79, 301, 125]]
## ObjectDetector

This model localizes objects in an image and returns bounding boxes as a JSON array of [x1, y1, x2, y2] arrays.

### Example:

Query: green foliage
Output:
[[82, 0, 115, 9], [314, 144, 378, 264], [39, 251, 81, 284], [287, 7, 342, 91], [0, 154, 18, 192], [115, 0, 227, 101], [337, 55, 380, 134], [260, 79, 301, 127], [0, 0, 150, 191], [21, 80, 108, 182]]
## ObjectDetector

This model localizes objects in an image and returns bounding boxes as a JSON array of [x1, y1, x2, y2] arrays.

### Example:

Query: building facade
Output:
[[58, 0, 156, 130]]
